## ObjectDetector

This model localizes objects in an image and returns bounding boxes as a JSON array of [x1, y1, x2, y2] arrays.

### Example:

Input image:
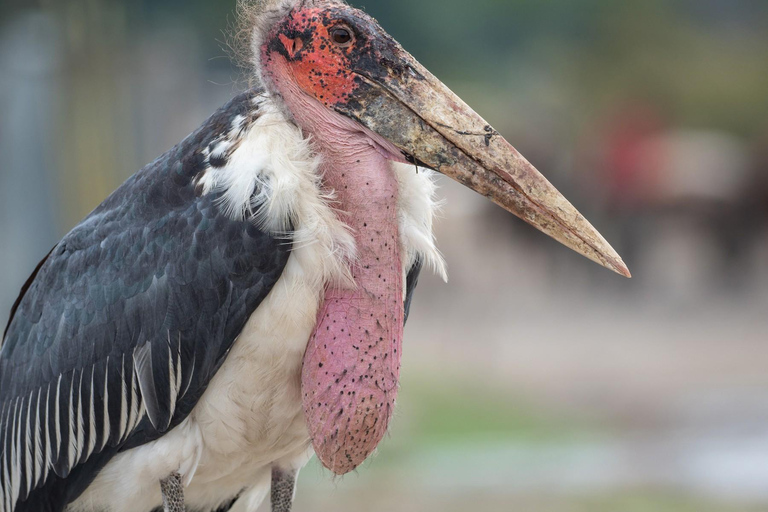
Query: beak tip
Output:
[[616, 264, 632, 279], [605, 254, 631, 279]]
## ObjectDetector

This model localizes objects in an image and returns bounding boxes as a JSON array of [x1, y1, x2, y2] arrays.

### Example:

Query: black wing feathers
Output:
[[2, 248, 55, 343], [404, 257, 423, 325], [0, 90, 291, 512]]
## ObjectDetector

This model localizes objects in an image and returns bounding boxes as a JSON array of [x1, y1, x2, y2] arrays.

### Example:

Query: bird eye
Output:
[[331, 26, 353, 46]]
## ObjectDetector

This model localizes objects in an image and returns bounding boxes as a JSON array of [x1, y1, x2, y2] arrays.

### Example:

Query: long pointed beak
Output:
[[336, 51, 630, 278]]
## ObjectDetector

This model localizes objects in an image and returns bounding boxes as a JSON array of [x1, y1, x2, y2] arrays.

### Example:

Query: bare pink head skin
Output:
[[255, 0, 630, 475]]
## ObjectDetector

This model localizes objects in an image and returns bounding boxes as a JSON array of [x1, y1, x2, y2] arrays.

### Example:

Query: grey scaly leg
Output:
[[271, 467, 297, 512], [160, 472, 186, 512]]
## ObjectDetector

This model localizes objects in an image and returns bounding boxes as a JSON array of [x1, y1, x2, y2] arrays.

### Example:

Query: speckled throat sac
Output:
[[301, 155, 404, 475]]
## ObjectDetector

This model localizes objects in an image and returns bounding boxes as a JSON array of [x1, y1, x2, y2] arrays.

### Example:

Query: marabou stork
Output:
[[0, 1, 630, 511]]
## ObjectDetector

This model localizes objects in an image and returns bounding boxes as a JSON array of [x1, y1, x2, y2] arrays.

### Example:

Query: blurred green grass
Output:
[[293, 488, 766, 512], [391, 373, 594, 447], [290, 364, 768, 511], [293, 372, 763, 512]]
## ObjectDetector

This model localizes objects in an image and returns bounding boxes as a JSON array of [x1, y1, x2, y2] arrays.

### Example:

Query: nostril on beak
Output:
[[279, 34, 304, 59]]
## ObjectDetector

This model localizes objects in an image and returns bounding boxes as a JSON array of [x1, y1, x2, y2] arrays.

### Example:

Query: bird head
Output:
[[246, 0, 630, 277], [242, 0, 630, 475]]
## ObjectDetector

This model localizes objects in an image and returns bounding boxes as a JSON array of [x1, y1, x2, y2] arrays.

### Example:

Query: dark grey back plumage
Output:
[[0, 90, 291, 512]]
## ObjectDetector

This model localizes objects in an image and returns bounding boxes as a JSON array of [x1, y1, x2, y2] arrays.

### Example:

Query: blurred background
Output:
[[1, 0, 767, 510]]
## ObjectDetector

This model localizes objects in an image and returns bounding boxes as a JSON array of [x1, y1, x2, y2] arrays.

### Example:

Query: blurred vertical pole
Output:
[[55, 0, 132, 224], [0, 12, 62, 329]]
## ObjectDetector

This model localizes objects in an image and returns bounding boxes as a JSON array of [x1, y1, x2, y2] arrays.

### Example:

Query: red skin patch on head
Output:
[[265, 7, 360, 107]]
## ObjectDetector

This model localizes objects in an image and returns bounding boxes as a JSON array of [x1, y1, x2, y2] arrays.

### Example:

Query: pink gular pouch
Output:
[[301, 152, 404, 476]]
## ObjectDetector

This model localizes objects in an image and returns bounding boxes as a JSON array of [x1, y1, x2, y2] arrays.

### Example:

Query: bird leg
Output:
[[160, 472, 186, 512], [271, 467, 297, 512]]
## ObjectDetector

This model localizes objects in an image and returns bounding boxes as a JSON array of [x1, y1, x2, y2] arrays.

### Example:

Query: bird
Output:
[[0, 0, 630, 511]]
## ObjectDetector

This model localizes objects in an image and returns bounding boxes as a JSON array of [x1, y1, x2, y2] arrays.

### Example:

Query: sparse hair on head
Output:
[[231, 0, 348, 88]]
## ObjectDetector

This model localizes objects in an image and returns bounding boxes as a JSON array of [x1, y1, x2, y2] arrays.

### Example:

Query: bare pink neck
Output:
[[271, 75, 405, 474], [301, 150, 404, 474]]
